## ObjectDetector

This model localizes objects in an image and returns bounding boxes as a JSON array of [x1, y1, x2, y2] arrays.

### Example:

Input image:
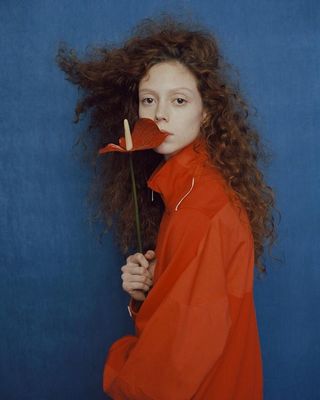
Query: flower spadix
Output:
[[124, 119, 133, 151]]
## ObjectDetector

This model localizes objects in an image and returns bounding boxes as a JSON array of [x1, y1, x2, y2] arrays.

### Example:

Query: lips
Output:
[[156, 124, 173, 135]]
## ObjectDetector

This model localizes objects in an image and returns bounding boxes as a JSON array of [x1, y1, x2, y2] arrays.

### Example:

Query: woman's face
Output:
[[138, 61, 206, 160]]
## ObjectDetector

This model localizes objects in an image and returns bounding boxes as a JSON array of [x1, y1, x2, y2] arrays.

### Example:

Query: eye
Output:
[[141, 97, 154, 105], [174, 98, 187, 105]]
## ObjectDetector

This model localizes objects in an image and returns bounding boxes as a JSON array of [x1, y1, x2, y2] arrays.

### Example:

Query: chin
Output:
[[153, 143, 174, 156]]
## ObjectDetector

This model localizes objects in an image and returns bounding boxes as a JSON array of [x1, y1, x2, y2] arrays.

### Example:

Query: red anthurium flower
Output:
[[97, 118, 170, 254], [98, 118, 170, 154]]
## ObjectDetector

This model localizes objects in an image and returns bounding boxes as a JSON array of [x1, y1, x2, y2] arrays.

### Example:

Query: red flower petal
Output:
[[119, 118, 170, 151], [98, 118, 170, 155], [98, 143, 126, 154]]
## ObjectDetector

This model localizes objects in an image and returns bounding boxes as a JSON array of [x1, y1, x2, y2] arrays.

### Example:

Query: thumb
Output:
[[144, 249, 156, 259]]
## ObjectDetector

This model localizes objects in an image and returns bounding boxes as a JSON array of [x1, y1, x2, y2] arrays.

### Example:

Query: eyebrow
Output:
[[139, 87, 194, 95]]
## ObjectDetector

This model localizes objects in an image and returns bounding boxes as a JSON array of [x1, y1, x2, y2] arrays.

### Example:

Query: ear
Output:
[[202, 110, 209, 125]]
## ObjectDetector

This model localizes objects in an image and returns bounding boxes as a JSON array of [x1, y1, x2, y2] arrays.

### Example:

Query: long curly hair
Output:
[[56, 15, 277, 274]]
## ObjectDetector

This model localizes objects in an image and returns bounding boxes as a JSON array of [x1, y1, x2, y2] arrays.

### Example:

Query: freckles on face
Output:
[[138, 61, 206, 158]]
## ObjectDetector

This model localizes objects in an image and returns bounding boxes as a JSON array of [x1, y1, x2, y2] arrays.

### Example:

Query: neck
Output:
[[163, 148, 183, 161]]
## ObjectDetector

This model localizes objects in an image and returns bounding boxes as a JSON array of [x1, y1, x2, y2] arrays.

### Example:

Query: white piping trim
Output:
[[151, 190, 154, 202], [175, 177, 195, 211]]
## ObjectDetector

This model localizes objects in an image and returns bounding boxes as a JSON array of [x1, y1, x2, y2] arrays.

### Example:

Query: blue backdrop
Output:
[[0, 1, 319, 399]]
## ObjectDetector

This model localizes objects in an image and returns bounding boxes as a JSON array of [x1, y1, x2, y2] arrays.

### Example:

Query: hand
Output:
[[121, 250, 156, 301]]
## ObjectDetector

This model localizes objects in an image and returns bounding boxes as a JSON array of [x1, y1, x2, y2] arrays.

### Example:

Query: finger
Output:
[[121, 272, 153, 287], [134, 274, 153, 287], [123, 263, 149, 276], [123, 281, 151, 292], [127, 253, 149, 268], [144, 250, 156, 260], [123, 257, 137, 266], [135, 253, 149, 268]]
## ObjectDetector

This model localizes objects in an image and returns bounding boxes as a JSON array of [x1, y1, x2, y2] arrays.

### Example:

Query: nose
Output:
[[155, 101, 169, 122]]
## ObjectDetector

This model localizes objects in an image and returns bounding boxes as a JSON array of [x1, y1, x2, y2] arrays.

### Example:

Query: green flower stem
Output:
[[128, 152, 142, 253]]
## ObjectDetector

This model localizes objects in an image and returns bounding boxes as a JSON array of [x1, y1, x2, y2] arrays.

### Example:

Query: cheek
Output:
[[138, 106, 152, 119], [186, 108, 203, 129]]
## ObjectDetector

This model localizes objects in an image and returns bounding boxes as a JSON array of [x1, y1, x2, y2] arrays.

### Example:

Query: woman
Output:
[[57, 15, 276, 399]]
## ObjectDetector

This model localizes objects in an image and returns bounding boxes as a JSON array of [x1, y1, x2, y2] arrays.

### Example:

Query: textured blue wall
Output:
[[0, 1, 319, 399]]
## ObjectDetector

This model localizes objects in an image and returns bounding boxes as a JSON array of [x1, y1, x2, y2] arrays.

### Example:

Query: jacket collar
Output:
[[147, 137, 210, 212]]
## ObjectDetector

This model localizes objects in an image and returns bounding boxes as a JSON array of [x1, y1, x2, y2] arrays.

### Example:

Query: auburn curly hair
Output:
[[56, 14, 278, 274]]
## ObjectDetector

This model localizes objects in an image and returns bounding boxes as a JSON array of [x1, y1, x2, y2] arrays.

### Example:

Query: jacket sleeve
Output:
[[103, 203, 254, 400]]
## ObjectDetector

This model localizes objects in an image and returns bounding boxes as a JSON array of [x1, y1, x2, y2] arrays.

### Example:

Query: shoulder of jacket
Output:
[[175, 172, 230, 218]]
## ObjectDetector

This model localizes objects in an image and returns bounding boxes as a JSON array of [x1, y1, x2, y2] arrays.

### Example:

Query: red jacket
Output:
[[103, 139, 263, 399]]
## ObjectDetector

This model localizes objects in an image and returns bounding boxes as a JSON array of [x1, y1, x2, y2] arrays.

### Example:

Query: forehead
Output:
[[139, 61, 198, 89]]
